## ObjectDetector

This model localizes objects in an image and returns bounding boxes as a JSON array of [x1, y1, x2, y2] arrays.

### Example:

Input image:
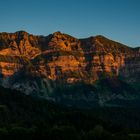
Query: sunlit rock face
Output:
[[0, 31, 140, 104], [0, 31, 41, 77]]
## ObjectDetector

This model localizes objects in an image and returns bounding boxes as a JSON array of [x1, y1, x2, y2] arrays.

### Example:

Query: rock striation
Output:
[[0, 31, 140, 106]]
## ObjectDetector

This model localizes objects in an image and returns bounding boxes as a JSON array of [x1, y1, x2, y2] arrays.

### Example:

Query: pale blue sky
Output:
[[0, 0, 140, 47]]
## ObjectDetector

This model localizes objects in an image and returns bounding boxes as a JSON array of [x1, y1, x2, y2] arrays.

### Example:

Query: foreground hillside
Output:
[[0, 86, 140, 139]]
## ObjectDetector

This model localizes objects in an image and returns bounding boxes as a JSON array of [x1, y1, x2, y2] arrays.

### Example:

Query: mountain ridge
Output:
[[0, 31, 140, 107]]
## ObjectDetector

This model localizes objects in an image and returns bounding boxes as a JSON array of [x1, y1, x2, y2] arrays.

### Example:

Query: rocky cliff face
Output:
[[0, 31, 41, 76], [0, 31, 140, 106]]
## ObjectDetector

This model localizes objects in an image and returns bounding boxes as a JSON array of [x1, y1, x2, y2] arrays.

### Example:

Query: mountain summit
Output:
[[0, 31, 140, 107]]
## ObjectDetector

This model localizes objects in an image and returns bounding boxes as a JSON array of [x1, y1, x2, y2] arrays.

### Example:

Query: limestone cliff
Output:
[[0, 31, 139, 81], [0, 31, 140, 106]]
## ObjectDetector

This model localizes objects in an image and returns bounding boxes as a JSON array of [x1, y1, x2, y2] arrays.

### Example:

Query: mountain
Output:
[[0, 31, 140, 107]]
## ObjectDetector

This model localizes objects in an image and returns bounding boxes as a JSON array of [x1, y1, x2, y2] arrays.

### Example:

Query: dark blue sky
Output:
[[0, 0, 140, 47]]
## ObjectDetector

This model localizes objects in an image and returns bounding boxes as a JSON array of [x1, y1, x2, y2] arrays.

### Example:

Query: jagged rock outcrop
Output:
[[0, 31, 41, 76], [0, 31, 140, 106]]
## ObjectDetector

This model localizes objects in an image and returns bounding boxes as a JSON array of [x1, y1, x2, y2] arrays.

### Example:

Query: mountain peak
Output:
[[53, 31, 62, 35], [14, 30, 28, 34], [95, 35, 106, 38], [14, 31, 29, 39]]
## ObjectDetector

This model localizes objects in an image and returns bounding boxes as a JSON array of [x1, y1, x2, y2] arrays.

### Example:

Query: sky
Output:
[[0, 0, 140, 47]]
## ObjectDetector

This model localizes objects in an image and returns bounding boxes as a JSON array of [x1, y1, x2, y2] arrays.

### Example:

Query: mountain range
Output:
[[0, 31, 140, 107]]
